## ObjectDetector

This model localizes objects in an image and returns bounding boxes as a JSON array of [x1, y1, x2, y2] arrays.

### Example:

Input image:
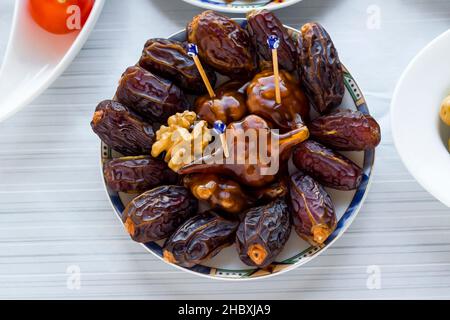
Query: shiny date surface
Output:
[[236, 199, 291, 267], [247, 70, 310, 130], [246, 9, 298, 72], [139, 38, 217, 95], [289, 172, 337, 246], [187, 10, 256, 78], [90, 100, 155, 156], [195, 81, 248, 125], [104, 156, 179, 193], [163, 211, 239, 268], [309, 110, 381, 151], [183, 173, 253, 214], [122, 185, 198, 243], [116, 65, 189, 124], [298, 22, 345, 114], [293, 140, 363, 190]]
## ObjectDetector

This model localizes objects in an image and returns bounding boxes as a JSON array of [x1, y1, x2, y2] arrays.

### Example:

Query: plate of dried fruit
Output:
[[91, 10, 381, 280], [181, 0, 303, 13]]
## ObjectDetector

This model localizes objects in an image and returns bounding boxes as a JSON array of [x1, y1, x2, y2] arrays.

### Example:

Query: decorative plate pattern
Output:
[[181, 0, 303, 13], [101, 20, 375, 280]]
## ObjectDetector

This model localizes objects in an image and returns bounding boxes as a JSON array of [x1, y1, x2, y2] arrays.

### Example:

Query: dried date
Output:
[[195, 80, 248, 125], [289, 172, 336, 246], [292, 140, 363, 190], [104, 156, 179, 193], [163, 211, 239, 267], [116, 65, 189, 124], [90, 100, 155, 155], [187, 10, 256, 78], [309, 110, 381, 151], [246, 9, 298, 72], [236, 199, 291, 267], [298, 22, 345, 114], [249, 178, 289, 203], [139, 38, 217, 95], [247, 69, 310, 129], [122, 185, 198, 243], [183, 174, 253, 214]]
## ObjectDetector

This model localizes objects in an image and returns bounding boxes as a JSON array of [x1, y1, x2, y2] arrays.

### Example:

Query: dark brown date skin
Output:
[[187, 10, 256, 78], [298, 22, 345, 114], [246, 9, 298, 72], [293, 140, 363, 190], [309, 110, 381, 151], [163, 211, 239, 268], [104, 156, 179, 193], [236, 199, 291, 268], [122, 185, 198, 243], [289, 172, 336, 246], [91, 100, 155, 155], [139, 38, 217, 95], [195, 81, 248, 125], [116, 65, 189, 124]]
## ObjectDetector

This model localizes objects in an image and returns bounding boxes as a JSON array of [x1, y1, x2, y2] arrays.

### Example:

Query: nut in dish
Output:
[[151, 111, 212, 172]]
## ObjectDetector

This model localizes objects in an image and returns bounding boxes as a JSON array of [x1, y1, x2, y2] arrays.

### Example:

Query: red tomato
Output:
[[29, 0, 95, 34]]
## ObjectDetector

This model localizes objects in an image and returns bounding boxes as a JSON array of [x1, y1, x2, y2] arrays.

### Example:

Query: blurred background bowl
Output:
[[392, 29, 450, 207], [181, 0, 303, 13]]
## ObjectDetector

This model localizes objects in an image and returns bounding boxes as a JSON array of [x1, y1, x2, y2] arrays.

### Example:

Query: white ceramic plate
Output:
[[100, 20, 376, 280], [181, 0, 303, 13], [0, 0, 105, 123], [392, 29, 450, 207]]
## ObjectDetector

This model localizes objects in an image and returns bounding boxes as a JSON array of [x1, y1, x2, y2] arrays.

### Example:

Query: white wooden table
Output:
[[0, 0, 449, 300]]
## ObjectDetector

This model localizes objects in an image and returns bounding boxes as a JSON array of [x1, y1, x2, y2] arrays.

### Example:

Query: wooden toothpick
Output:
[[267, 35, 281, 104], [187, 43, 216, 99], [214, 120, 229, 158]]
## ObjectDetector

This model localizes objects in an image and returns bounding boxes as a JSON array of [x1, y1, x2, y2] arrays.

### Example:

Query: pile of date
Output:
[[91, 10, 381, 269]]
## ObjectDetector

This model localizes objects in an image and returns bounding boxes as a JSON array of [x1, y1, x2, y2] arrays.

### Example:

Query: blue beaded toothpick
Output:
[[187, 43, 215, 98], [267, 35, 281, 104], [214, 120, 229, 158], [267, 35, 280, 49]]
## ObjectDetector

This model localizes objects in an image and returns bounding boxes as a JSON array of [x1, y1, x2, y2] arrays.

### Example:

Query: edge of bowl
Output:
[[391, 29, 450, 208], [181, 0, 303, 14], [0, 0, 105, 123]]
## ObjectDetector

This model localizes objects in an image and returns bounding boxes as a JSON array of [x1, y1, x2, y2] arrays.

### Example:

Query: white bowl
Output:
[[392, 29, 450, 207], [181, 0, 303, 13], [0, 0, 105, 122]]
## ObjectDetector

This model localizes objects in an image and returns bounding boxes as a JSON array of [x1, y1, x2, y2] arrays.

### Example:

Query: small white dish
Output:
[[0, 0, 105, 123], [181, 0, 303, 13], [391, 29, 450, 207]]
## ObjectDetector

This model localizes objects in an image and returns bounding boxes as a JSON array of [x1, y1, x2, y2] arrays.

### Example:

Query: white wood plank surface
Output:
[[0, 0, 449, 299]]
